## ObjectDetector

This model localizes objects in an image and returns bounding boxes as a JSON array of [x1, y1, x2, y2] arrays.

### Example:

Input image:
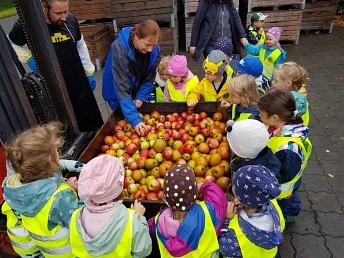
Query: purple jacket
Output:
[[148, 182, 227, 256], [190, 0, 246, 61]]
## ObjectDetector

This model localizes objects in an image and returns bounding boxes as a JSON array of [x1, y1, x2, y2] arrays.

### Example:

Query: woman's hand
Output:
[[240, 38, 248, 46], [134, 122, 149, 136], [226, 201, 237, 219], [131, 199, 146, 216], [134, 99, 143, 108], [220, 100, 231, 108], [189, 47, 196, 56]]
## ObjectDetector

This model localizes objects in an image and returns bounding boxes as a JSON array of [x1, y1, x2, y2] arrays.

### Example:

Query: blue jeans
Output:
[[203, 45, 215, 59]]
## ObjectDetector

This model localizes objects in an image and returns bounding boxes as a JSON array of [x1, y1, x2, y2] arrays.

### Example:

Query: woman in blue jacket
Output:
[[102, 20, 161, 136], [189, 0, 247, 61]]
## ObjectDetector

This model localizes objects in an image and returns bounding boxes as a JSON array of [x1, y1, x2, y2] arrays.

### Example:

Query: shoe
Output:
[[287, 216, 296, 223]]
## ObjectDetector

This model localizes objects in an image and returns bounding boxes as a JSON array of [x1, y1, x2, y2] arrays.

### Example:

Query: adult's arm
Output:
[[190, 0, 208, 47], [76, 35, 95, 75], [112, 41, 143, 127], [8, 19, 32, 64]]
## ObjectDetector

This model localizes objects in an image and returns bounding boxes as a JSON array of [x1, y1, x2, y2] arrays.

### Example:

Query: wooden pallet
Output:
[[248, 0, 305, 12], [247, 10, 304, 45], [301, 0, 339, 32], [80, 25, 113, 70], [68, 0, 112, 20]]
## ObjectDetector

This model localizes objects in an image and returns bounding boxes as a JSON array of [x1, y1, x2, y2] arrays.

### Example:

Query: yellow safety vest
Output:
[[1, 202, 40, 255], [251, 30, 266, 45], [231, 104, 254, 121], [21, 183, 76, 258], [259, 48, 282, 81], [267, 136, 312, 199], [302, 102, 310, 126], [228, 199, 285, 258], [203, 79, 231, 102], [69, 207, 135, 257], [167, 76, 199, 102], [226, 65, 235, 78], [155, 201, 219, 258], [155, 84, 164, 102]]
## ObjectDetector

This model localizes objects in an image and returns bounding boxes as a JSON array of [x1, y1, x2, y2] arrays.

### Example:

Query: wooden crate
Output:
[[301, 0, 339, 32], [247, 10, 304, 44], [80, 25, 113, 70], [185, 16, 194, 50], [248, 0, 305, 12], [68, 0, 112, 20]]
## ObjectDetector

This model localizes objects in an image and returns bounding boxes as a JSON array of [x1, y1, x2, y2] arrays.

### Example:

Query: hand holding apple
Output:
[[131, 199, 146, 216], [134, 122, 149, 136], [220, 100, 231, 109]]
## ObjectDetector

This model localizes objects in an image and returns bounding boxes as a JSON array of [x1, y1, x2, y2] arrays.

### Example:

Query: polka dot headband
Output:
[[164, 164, 197, 211]]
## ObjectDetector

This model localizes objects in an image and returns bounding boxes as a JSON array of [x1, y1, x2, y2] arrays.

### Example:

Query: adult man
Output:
[[8, 0, 103, 132]]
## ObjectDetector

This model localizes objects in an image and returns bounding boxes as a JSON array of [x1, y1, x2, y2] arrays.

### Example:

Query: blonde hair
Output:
[[158, 55, 172, 73], [6, 122, 65, 183], [228, 74, 259, 108], [274, 62, 308, 91]]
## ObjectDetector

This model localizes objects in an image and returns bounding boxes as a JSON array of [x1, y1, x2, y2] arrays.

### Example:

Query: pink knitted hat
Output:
[[78, 155, 125, 204], [267, 27, 283, 41], [168, 55, 188, 77]]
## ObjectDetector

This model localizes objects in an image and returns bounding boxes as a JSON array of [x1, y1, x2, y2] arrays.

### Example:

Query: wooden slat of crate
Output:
[[184, 0, 199, 15], [185, 16, 194, 49], [160, 27, 178, 55], [68, 0, 112, 20], [248, 0, 304, 12], [301, 0, 338, 30]]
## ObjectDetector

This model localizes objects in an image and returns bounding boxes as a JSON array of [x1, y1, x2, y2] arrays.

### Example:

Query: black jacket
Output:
[[190, 0, 246, 61]]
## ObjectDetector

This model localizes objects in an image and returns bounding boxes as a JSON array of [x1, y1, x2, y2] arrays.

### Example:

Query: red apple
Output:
[[124, 176, 135, 188], [157, 190, 165, 201], [147, 192, 159, 200], [183, 144, 194, 154], [148, 179, 161, 193], [101, 145, 110, 153], [126, 143, 137, 155], [186, 114, 195, 123], [205, 175, 216, 183], [104, 136, 115, 145], [162, 149, 173, 161], [133, 189, 148, 200], [180, 133, 191, 143]]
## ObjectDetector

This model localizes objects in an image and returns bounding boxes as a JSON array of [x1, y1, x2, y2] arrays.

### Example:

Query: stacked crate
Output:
[[184, 0, 198, 50], [110, 0, 179, 55], [246, 0, 305, 45], [301, 0, 339, 33]]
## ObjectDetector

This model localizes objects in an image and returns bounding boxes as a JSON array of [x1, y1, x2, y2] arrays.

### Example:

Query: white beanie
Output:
[[226, 120, 269, 159]]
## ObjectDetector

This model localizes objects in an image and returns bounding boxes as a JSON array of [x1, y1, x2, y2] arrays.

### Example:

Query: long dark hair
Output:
[[258, 90, 303, 124]]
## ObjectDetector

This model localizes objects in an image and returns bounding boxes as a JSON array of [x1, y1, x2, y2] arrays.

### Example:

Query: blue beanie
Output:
[[233, 165, 281, 208], [214, 36, 233, 57]]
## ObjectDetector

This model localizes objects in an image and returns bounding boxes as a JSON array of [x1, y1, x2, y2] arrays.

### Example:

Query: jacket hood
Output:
[[3, 172, 64, 216], [238, 201, 283, 249], [273, 123, 309, 140], [291, 91, 307, 115]]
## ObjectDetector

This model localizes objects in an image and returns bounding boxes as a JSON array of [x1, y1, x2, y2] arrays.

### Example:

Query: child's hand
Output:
[[258, 27, 264, 34], [220, 100, 231, 109], [187, 101, 196, 109], [131, 199, 146, 216], [240, 38, 248, 46], [65, 176, 78, 192], [226, 201, 237, 219]]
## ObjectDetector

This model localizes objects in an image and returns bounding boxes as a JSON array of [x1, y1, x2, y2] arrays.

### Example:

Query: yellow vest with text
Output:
[[228, 199, 285, 258], [69, 207, 135, 258], [251, 30, 266, 45], [167, 76, 199, 102], [267, 136, 312, 199], [231, 104, 254, 121], [155, 84, 164, 102], [155, 201, 219, 258], [21, 183, 76, 258], [2, 202, 39, 255], [259, 48, 282, 81]]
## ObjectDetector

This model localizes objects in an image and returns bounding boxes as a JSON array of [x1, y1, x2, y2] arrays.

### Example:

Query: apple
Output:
[[101, 145, 110, 153], [106, 149, 116, 156], [158, 115, 166, 123], [147, 133, 158, 141], [194, 134, 205, 144], [132, 153, 140, 160], [155, 153, 164, 163], [125, 169, 132, 178], [164, 132, 171, 141], [131, 138, 141, 147], [153, 139, 167, 153], [216, 176, 231, 192], [183, 144, 194, 154], [143, 114, 150, 121], [219, 160, 231, 176], [148, 179, 161, 193], [167, 137, 175, 147], [212, 112, 223, 122], [217, 147, 230, 160], [115, 131, 125, 140], [140, 149, 149, 159], [207, 138, 219, 149], [181, 153, 191, 161], [201, 128, 210, 137], [157, 178, 165, 190], [172, 140, 183, 150], [187, 159, 196, 170], [180, 133, 190, 143], [212, 165, 225, 178], [123, 153, 131, 159], [159, 161, 173, 177], [147, 192, 159, 200], [196, 177, 207, 184], [149, 149, 157, 158], [104, 136, 115, 146], [124, 177, 135, 188], [157, 190, 165, 201], [151, 111, 160, 120], [122, 189, 129, 198], [199, 112, 207, 119], [128, 161, 138, 171], [205, 175, 216, 183], [188, 126, 198, 137], [194, 164, 206, 177], [199, 122, 207, 129], [118, 141, 125, 149], [131, 169, 143, 182], [164, 121, 172, 129], [118, 156, 127, 166], [117, 119, 127, 128], [209, 153, 222, 167], [136, 157, 146, 168], [184, 140, 197, 148], [133, 189, 148, 200], [162, 149, 173, 161], [125, 143, 137, 155], [191, 151, 201, 161], [146, 175, 156, 185], [138, 184, 149, 193], [181, 111, 188, 120], [186, 114, 195, 123], [144, 158, 159, 169], [172, 150, 182, 162], [151, 166, 161, 178], [197, 142, 210, 154], [175, 159, 187, 165], [172, 130, 181, 140]]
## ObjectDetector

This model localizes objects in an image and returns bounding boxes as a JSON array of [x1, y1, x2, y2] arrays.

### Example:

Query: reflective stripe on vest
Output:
[[228, 199, 285, 258], [1, 201, 40, 255], [69, 207, 135, 257], [259, 48, 281, 81], [156, 85, 164, 102], [231, 104, 254, 121], [21, 183, 76, 258], [251, 30, 266, 45], [302, 102, 310, 126], [167, 76, 198, 102], [267, 136, 312, 199], [155, 202, 219, 258]]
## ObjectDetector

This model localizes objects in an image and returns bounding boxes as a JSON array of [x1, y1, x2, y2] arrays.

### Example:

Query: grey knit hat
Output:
[[203, 50, 226, 76]]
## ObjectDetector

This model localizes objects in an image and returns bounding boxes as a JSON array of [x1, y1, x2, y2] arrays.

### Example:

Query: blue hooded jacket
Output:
[[102, 27, 160, 127]]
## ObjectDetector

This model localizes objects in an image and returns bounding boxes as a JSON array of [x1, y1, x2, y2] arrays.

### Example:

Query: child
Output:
[[214, 36, 236, 78], [69, 155, 152, 257], [246, 12, 269, 46], [148, 164, 227, 257], [272, 62, 310, 125], [230, 55, 271, 95], [164, 55, 199, 102], [244, 27, 287, 81], [2, 122, 81, 258], [258, 90, 312, 223], [147, 55, 172, 102], [221, 74, 260, 121], [219, 165, 285, 258], [187, 50, 231, 109], [226, 119, 281, 177]]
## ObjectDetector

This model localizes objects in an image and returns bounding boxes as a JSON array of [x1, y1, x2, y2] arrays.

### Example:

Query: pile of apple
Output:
[[100, 110, 231, 201]]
